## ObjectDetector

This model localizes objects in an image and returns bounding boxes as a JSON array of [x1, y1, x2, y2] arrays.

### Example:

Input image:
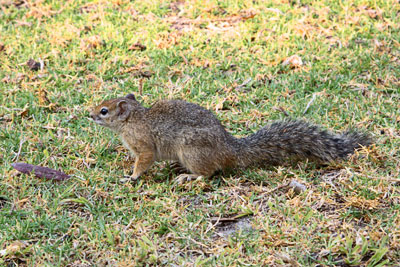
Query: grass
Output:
[[0, 0, 399, 265]]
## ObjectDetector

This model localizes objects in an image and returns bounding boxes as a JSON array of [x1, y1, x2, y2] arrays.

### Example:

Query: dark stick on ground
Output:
[[11, 162, 70, 181]]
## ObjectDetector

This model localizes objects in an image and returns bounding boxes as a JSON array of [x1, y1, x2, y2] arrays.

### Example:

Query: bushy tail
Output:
[[234, 120, 373, 167]]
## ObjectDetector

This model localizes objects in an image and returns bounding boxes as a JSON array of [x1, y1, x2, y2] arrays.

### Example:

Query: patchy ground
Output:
[[0, 0, 399, 265]]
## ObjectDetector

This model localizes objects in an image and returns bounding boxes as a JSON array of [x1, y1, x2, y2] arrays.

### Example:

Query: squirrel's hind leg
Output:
[[173, 144, 233, 184], [173, 159, 213, 185], [169, 161, 189, 174], [174, 173, 205, 185], [176, 149, 220, 178]]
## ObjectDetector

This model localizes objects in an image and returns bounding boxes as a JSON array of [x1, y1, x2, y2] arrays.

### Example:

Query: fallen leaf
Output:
[[167, 8, 257, 32], [18, 107, 29, 117], [138, 78, 144, 95], [289, 180, 307, 195], [275, 252, 300, 266], [169, 1, 185, 13], [80, 35, 104, 50], [15, 20, 32, 27], [154, 32, 181, 49], [36, 87, 57, 110], [16, 73, 26, 83], [264, 8, 283, 15], [1, 75, 10, 83], [27, 58, 41, 71], [8, 242, 25, 253], [0, 0, 27, 8], [79, 2, 98, 13], [12, 162, 71, 181], [128, 43, 146, 51], [131, 70, 153, 78], [366, 9, 380, 18], [282, 55, 303, 68], [215, 98, 226, 112], [0, 241, 27, 257], [240, 9, 258, 20]]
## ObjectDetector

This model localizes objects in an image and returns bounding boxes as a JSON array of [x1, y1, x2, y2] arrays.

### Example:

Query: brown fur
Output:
[[90, 94, 373, 180]]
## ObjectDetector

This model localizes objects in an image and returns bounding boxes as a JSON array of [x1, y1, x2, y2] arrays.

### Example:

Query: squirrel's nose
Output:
[[90, 114, 96, 120]]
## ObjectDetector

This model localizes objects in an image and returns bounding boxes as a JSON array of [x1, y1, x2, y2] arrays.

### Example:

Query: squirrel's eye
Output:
[[100, 108, 108, 115]]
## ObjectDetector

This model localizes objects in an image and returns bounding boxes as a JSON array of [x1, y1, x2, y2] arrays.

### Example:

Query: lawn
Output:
[[0, 0, 399, 265]]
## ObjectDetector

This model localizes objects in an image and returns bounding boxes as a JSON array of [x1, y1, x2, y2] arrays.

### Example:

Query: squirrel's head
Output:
[[90, 93, 140, 131]]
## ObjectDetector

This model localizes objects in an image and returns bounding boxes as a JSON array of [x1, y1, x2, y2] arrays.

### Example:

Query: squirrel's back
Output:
[[145, 100, 233, 143], [145, 100, 229, 131]]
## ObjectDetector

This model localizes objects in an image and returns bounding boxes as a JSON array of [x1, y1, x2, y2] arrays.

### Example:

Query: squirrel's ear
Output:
[[125, 93, 136, 101], [117, 100, 131, 121]]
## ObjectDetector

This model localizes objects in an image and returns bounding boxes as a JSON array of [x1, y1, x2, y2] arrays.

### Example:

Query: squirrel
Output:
[[90, 93, 372, 182]]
